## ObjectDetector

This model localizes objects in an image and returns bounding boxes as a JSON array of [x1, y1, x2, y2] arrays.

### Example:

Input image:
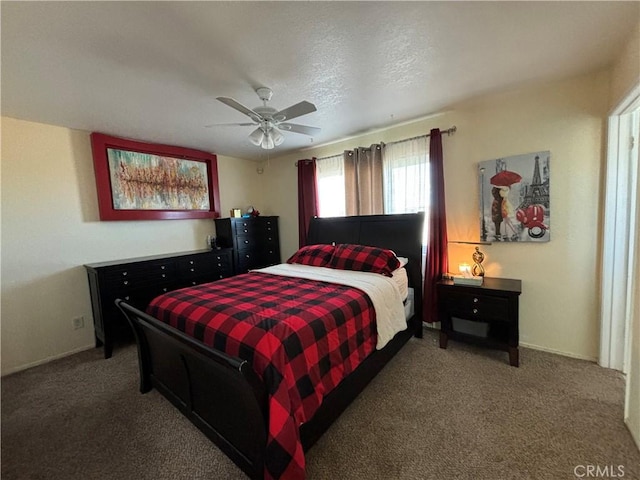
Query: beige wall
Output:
[[0, 117, 264, 375], [263, 70, 610, 362], [610, 21, 640, 110]]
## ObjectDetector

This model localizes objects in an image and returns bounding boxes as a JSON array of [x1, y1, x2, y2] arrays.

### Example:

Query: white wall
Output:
[[0, 117, 264, 375], [262, 70, 609, 362]]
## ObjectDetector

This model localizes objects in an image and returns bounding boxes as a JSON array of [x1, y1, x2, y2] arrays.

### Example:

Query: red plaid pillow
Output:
[[286, 244, 335, 267], [329, 244, 401, 277]]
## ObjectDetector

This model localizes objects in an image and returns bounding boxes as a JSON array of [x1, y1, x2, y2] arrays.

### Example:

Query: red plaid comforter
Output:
[[146, 271, 377, 480]]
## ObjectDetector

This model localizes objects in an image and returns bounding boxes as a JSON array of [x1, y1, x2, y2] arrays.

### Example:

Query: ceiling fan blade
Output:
[[274, 101, 317, 122], [205, 122, 256, 128], [216, 97, 262, 121], [278, 123, 321, 136]]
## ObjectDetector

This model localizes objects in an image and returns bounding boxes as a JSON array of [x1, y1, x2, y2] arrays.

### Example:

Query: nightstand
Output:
[[437, 277, 522, 367]]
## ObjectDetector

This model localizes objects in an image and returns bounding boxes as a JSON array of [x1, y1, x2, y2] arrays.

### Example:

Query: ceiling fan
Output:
[[215, 87, 320, 150]]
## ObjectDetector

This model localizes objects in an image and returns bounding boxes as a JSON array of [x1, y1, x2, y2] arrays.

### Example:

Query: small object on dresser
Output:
[[230, 208, 242, 218], [452, 275, 483, 286]]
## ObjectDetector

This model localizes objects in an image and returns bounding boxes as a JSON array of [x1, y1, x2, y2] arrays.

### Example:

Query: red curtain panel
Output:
[[423, 129, 449, 323], [297, 159, 319, 248]]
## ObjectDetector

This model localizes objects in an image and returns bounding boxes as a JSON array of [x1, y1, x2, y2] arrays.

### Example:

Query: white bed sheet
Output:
[[391, 267, 408, 301]]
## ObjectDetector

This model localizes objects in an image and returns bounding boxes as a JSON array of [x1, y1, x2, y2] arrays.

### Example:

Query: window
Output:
[[382, 137, 429, 214], [316, 154, 346, 217], [316, 138, 429, 232]]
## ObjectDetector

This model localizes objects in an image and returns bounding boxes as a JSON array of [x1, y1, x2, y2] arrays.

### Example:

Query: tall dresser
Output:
[[85, 248, 233, 358], [214, 216, 281, 274]]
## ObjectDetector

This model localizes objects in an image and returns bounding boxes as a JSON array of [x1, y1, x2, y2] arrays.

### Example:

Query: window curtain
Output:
[[423, 129, 448, 323], [344, 145, 384, 215], [297, 158, 319, 248]]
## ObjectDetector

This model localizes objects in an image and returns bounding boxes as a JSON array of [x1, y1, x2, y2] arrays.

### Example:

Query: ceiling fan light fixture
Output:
[[261, 132, 275, 150], [271, 128, 285, 146], [249, 128, 264, 146]]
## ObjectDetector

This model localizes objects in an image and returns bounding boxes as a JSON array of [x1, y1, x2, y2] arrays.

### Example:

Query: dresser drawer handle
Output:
[[161, 274, 166, 278], [269, 250, 273, 254], [123, 280, 129, 285], [192, 281, 197, 285], [268, 237, 272, 241], [189, 260, 194, 265], [216, 256, 221, 260], [243, 229, 248, 233], [473, 308, 478, 314], [122, 271, 128, 276], [125, 296, 130, 301], [245, 254, 250, 258], [473, 297, 479, 303], [162, 287, 168, 292], [190, 268, 195, 272], [161, 265, 165, 270], [217, 263, 222, 267], [244, 240, 249, 244], [218, 274, 223, 279]]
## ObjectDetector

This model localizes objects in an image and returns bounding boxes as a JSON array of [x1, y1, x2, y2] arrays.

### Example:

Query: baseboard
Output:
[[1, 343, 95, 377], [519, 341, 597, 363]]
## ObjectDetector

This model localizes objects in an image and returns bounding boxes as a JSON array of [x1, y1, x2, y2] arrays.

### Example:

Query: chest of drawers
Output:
[[215, 216, 281, 274], [437, 277, 522, 366], [85, 248, 233, 358]]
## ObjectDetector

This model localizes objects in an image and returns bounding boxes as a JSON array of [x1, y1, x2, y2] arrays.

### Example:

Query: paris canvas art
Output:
[[478, 151, 550, 243]]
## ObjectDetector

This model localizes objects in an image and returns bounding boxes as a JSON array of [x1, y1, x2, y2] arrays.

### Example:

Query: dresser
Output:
[[85, 248, 233, 358], [437, 277, 522, 366], [214, 216, 281, 274]]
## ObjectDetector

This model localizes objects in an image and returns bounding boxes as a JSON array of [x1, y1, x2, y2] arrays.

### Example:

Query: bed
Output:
[[116, 212, 424, 480]]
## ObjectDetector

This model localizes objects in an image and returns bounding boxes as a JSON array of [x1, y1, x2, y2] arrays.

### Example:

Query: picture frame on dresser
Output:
[[90, 132, 221, 221]]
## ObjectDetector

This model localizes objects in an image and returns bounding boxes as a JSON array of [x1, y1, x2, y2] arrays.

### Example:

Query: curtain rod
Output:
[[304, 125, 457, 163]]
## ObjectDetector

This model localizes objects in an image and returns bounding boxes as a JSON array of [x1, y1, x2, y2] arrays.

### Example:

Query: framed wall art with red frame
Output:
[[90, 133, 221, 221]]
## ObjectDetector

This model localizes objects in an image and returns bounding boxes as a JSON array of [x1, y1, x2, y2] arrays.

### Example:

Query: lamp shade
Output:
[[261, 132, 275, 150], [249, 128, 264, 146], [271, 128, 285, 146]]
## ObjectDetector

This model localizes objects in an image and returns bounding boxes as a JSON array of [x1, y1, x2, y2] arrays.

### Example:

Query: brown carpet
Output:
[[2, 329, 639, 480]]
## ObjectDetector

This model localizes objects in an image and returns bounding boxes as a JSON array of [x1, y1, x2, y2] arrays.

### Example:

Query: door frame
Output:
[[599, 83, 640, 372]]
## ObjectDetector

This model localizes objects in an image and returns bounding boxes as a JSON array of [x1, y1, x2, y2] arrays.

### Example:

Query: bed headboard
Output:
[[307, 212, 425, 320]]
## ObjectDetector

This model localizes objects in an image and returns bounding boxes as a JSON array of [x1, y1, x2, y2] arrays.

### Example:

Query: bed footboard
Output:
[[116, 299, 268, 479]]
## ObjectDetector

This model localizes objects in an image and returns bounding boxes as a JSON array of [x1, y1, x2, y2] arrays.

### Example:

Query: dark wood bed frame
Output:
[[116, 213, 424, 479]]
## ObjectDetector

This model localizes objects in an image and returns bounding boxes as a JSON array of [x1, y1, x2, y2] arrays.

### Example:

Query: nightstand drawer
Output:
[[444, 292, 509, 321]]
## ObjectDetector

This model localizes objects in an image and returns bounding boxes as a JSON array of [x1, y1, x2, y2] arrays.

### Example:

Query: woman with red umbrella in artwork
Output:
[[490, 170, 522, 241]]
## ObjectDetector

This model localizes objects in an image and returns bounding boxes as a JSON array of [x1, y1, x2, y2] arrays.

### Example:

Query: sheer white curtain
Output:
[[382, 137, 429, 214], [316, 154, 346, 217]]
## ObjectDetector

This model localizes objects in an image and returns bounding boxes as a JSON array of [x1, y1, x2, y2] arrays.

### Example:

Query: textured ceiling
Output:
[[2, 1, 638, 161]]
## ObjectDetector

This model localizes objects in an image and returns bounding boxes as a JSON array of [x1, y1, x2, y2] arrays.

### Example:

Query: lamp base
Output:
[[472, 246, 485, 277]]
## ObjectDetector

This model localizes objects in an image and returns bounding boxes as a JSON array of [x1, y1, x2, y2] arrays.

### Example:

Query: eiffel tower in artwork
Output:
[[519, 155, 550, 209]]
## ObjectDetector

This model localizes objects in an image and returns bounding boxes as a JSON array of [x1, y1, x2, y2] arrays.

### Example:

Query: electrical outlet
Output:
[[72, 316, 85, 330]]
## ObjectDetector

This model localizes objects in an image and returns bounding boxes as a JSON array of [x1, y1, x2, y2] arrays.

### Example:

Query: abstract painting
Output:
[[107, 149, 210, 211]]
